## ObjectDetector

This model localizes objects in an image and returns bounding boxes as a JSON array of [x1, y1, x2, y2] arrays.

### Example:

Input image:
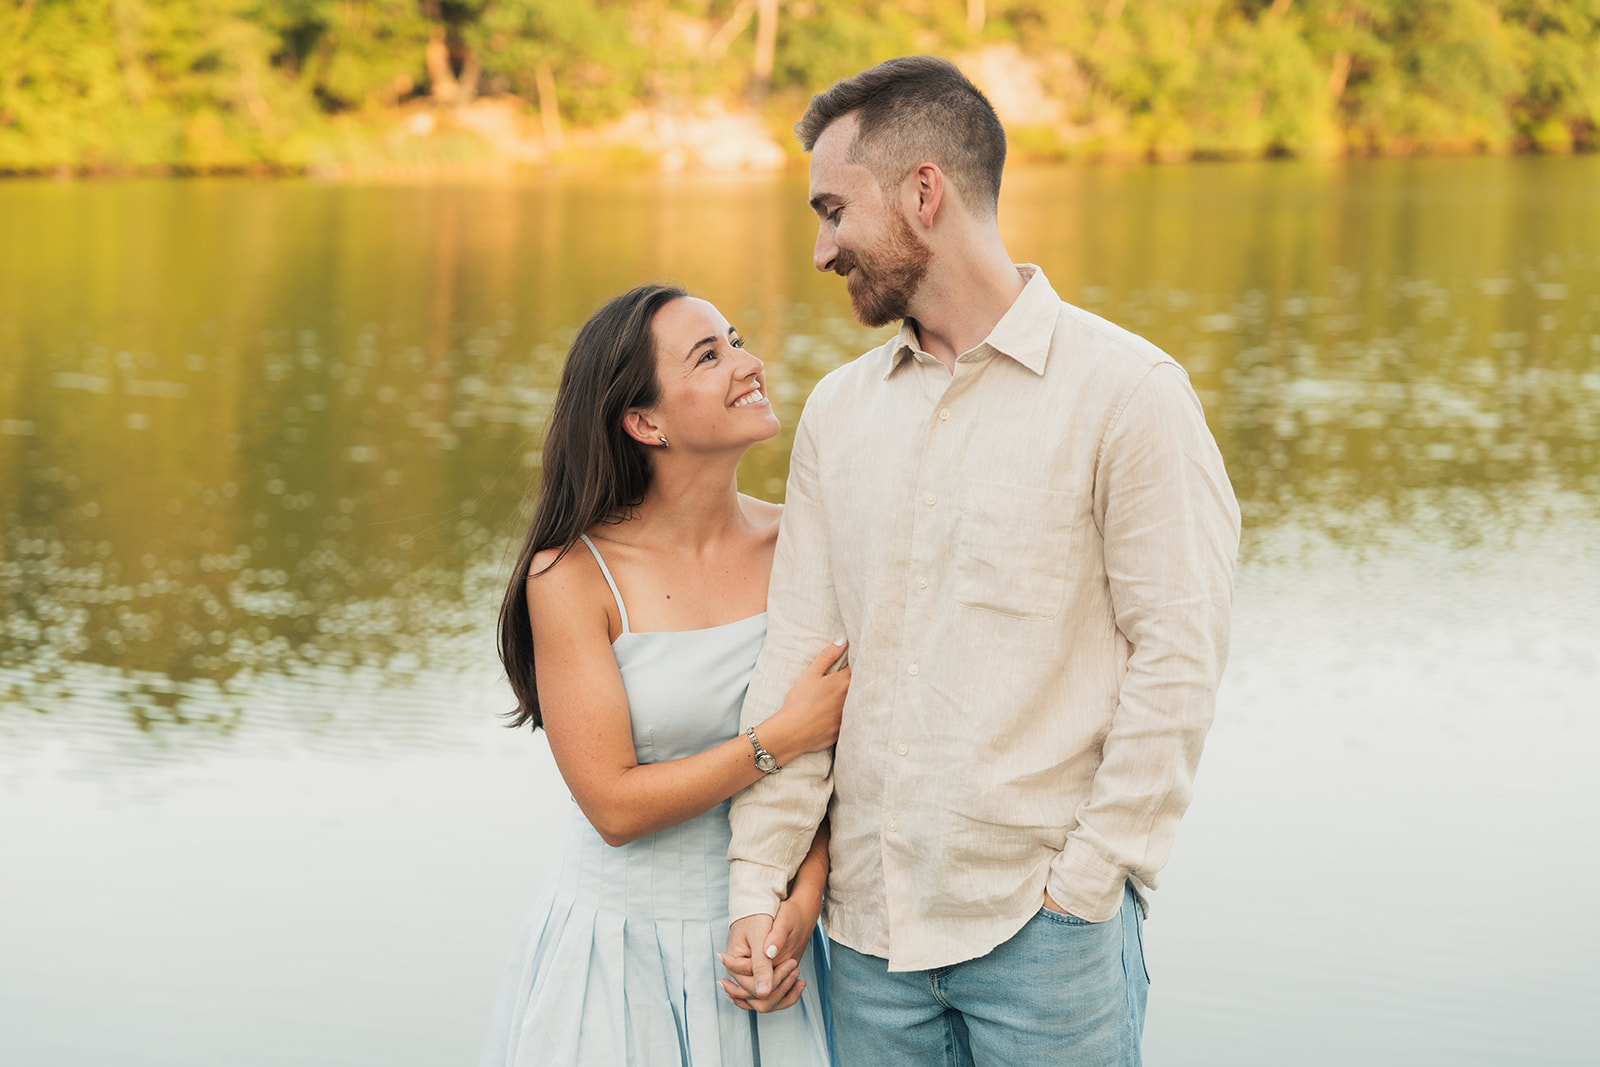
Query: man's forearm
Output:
[[728, 750, 833, 919], [728, 401, 843, 920], [1051, 361, 1240, 921]]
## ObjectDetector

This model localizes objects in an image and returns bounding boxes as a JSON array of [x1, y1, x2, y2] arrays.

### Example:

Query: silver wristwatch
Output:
[[747, 727, 779, 774]]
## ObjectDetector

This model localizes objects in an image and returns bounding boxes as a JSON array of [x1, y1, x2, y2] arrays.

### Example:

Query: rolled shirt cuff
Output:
[[1048, 840, 1130, 924], [727, 859, 789, 923]]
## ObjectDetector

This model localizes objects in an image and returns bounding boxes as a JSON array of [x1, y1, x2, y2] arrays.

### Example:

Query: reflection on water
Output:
[[0, 176, 854, 747], [1, 159, 1598, 1065], [3, 159, 1596, 748]]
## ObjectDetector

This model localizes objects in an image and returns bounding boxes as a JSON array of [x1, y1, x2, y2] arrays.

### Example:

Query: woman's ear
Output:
[[622, 409, 664, 448]]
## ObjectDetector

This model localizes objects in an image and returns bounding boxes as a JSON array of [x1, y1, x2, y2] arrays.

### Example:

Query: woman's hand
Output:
[[758, 639, 849, 762], [765, 890, 819, 970]]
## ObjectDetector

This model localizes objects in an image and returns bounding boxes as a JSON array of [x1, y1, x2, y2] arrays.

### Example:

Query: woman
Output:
[[481, 284, 846, 1066]]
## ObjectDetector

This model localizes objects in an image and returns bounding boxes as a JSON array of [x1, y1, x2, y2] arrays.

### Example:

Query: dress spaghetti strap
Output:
[[577, 534, 630, 634]]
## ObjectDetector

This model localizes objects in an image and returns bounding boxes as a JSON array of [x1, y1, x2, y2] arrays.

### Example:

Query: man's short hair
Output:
[[795, 55, 1006, 217]]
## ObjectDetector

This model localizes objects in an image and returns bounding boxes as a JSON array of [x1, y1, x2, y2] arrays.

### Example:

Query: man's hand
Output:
[[720, 914, 805, 1012], [1043, 890, 1079, 918]]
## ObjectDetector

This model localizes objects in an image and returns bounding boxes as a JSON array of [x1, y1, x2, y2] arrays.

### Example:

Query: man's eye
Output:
[[828, 208, 843, 224]]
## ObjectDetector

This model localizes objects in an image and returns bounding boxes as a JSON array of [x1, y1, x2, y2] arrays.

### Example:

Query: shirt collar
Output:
[[885, 265, 1058, 379]]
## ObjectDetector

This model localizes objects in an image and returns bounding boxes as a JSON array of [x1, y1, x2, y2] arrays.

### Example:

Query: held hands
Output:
[[720, 914, 806, 1013], [760, 640, 849, 760], [719, 880, 823, 1013]]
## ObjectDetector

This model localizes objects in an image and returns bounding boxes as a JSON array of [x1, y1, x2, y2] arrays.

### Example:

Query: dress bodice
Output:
[[578, 532, 767, 764], [613, 615, 768, 765], [546, 537, 768, 922]]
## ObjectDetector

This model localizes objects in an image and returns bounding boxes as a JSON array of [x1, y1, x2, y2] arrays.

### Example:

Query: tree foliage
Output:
[[1, 0, 1595, 172]]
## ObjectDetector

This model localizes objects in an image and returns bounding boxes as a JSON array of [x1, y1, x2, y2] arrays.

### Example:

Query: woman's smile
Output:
[[731, 385, 768, 409]]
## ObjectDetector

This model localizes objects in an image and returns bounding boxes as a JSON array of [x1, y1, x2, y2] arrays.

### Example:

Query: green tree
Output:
[[465, 0, 637, 127], [2, 0, 1599, 172], [1502, 0, 1600, 149], [258, 0, 432, 111]]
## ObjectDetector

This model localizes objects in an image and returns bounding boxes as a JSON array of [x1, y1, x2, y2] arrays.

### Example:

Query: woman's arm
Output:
[[532, 549, 848, 847]]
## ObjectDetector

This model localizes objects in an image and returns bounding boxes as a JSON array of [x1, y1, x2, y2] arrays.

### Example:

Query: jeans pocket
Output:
[[1037, 906, 1095, 927]]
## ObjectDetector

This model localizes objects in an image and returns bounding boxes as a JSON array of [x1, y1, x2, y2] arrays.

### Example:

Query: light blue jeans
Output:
[[828, 881, 1149, 1066]]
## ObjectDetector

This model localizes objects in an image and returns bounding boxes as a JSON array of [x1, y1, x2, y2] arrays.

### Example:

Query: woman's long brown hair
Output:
[[497, 284, 687, 729]]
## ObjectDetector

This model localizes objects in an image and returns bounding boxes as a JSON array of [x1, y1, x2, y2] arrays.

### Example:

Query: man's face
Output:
[[809, 116, 933, 328]]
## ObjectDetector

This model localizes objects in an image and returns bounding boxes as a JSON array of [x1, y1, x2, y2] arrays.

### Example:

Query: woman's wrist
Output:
[[750, 713, 798, 768], [787, 871, 825, 910], [788, 843, 827, 900], [784, 869, 824, 913]]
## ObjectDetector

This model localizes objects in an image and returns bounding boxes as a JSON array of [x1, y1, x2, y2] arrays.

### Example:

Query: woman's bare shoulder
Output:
[[527, 540, 605, 602], [526, 539, 620, 639], [740, 494, 784, 537]]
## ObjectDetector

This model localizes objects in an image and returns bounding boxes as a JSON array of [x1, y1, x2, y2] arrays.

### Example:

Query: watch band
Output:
[[747, 727, 780, 774]]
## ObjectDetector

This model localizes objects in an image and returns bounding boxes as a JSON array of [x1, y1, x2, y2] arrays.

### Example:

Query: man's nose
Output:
[[814, 224, 838, 274]]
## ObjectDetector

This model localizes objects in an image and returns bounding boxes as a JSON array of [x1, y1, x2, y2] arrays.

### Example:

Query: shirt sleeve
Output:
[[1049, 361, 1241, 922], [726, 391, 843, 922]]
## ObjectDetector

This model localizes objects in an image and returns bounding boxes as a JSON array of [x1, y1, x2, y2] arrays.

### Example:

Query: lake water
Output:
[[2, 157, 1598, 1065]]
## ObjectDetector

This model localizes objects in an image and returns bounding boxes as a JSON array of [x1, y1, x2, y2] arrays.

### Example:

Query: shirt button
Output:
[[887, 816, 899, 833], [897, 742, 909, 756], [907, 662, 919, 676], [939, 408, 951, 421], [924, 492, 937, 506], [917, 576, 928, 589]]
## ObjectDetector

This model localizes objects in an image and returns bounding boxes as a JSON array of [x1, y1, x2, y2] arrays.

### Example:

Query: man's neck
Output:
[[906, 241, 1026, 372]]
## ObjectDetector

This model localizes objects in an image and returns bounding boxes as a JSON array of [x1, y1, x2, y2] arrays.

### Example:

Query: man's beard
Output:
[[836, 211, 933, 329]]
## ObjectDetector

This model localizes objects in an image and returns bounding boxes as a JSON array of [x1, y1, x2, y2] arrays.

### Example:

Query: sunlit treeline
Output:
[[1, 1, 1597, 173]]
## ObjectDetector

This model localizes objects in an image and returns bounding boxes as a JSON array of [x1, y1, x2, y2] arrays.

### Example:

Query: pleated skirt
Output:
[[480, 800, 836, 1067]]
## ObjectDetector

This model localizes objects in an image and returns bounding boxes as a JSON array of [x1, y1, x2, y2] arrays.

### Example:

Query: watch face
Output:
[[756, 753, 778, 773]]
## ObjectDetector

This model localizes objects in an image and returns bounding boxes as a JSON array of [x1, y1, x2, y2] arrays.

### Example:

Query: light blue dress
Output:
[[480, 536, 837, 1067]]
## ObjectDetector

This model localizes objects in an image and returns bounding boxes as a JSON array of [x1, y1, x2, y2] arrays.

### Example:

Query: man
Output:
[[724, 55, 1240, 1064]]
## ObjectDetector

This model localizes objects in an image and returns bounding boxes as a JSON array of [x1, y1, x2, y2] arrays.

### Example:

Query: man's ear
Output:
[[622, 408, 663, 447], [912, 162, 944, 229]]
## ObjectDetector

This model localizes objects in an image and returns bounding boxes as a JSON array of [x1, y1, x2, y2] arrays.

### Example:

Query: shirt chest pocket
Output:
[[954, 481, 1078, 620]]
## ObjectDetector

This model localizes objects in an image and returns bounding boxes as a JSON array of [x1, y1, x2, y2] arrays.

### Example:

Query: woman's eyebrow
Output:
[[683, 335, 718, 361]]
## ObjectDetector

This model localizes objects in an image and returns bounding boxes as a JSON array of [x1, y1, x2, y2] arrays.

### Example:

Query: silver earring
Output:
[[658, 435, 668, 447]]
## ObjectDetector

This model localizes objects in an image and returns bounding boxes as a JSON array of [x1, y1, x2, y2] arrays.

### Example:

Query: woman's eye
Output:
[[730, 336, 745, 349], [697, 350, 717, 364]]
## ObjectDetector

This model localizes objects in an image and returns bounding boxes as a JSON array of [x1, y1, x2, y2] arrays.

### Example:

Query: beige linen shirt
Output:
[[728, 265, 1240, 972]]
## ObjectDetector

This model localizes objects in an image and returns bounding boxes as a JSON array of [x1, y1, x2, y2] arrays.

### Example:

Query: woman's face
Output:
[[646, 297, 779, 451]]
